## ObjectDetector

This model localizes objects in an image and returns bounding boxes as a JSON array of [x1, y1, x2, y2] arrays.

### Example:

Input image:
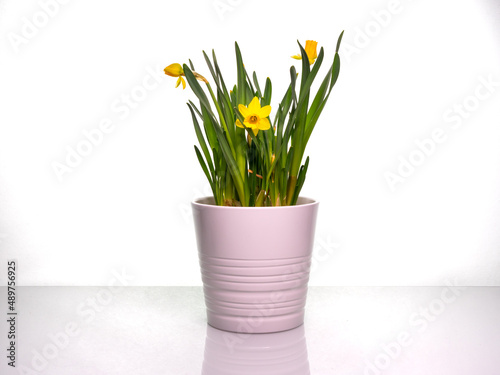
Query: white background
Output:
[[0, 0, 499, 286]]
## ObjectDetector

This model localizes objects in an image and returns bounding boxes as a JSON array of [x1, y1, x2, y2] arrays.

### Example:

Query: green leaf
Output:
[[291, 92, 308, 177], [217, 86, 235, 140], [235, 42, 247, 105], [299, 47, 324, 104], [291, 156, 309, 205], [203, 50, 218, 83], [267, 104, 297, 183], [212, 118, 247, 205], [304, 99, 328, 146], [205, 83, 236, 158], [336, 30, 345, 53], [255, 190, 266, 206], [194, 145, 214, 191], [297, 41, 310, 94], [276, 85, 293, 151], [201, 105, 219, 155], [230, 86, 237, 108], [279, 167, 287, 202], [330, 52, 341, 93], [188, 103, 215, 179], [188, 100, 203, 119], [212, 147, 221, 204], [305, 67, 331, 130], [285, 146, 294, 177], [183, 64, 213, 117], [289, 66, 297, 104], [304, 74, 331, 144], [253, 71, 262, 98], [212, 50, 232, 101], [245, 70, 255, 95], [287, 41, 315, 180], [304, 32, 343, 145], [262, 78, 272, 107], [235, 126, 248, 190]]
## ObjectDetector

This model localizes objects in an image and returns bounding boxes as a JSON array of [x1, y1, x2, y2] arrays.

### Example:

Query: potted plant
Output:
[[165, 32, 343, 333]]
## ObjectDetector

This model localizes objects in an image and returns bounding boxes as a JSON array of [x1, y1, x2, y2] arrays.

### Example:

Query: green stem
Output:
[[255, 190, 266, 207], [286, 176, 298, 206], [225, 174, 234, 203], [235, 127, 248, 204]]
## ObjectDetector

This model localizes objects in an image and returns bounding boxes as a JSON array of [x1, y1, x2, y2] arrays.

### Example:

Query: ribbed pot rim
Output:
[[192, 196, 318, 210]]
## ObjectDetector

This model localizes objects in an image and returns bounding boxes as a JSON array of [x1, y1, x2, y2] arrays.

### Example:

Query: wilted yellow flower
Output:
[[164, 63, 209, 89], [291, 40, 318, 65], [164, 63, 184, 77], [164, 63, 186, 89], [236, 97, 271, 135]]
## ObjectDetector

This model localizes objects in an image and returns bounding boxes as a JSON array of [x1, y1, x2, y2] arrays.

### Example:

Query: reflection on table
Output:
[[202, 324, 310, 375]]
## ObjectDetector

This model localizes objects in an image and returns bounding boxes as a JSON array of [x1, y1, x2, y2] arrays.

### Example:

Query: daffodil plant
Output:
[[165, 32, 343, 207]]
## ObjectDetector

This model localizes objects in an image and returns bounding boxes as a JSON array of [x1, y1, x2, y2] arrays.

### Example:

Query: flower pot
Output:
[[192, 197, 319, 333]]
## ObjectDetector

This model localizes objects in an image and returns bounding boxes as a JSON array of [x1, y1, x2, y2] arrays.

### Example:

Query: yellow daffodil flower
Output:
[[164, 63, 186, 89], [164, 63, 209, 89], [291, 40, 318, 65], [236, 97, 271, 135]]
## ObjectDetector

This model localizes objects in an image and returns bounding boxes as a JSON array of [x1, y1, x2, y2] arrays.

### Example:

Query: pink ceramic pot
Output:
[[192, 197, 319, 333]]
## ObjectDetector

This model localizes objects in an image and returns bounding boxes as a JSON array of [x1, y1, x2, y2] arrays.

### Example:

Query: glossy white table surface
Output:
[[1, 286, 499, 374]]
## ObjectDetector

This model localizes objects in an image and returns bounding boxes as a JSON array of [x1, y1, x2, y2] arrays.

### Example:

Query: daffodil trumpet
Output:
[[165, 31, 344, 207], [236, 97, 271, 136], [291, 40, 318, 65]]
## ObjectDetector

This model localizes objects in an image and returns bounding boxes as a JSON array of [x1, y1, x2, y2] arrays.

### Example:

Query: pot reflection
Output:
[[202, 324, 310, 375]]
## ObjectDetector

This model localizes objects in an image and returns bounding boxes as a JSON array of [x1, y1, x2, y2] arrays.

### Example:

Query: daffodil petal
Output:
[[291, 54, 302, 60], [299, 40, 318, 65], [164, 63, 184, 77], [175, 77, 182, 88], [257, 117, 271, 131], [181, 76, 186, 89], [247, 97, 261, 113], [252, 128, 259, 136], [236, 119, 244, 128], [305, 40, 318, 59], [238, 104, 249, 118], [258, 105, 271, 118]]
